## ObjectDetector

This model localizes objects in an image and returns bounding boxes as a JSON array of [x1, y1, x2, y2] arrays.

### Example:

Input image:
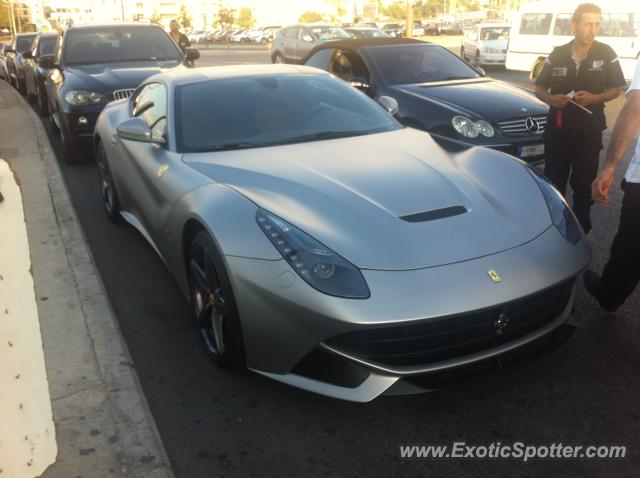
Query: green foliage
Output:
[[238, 7, 254, 28], [383, 2, 407, 20], [217, 7, 235, 28], [179, 4, 191, 30], [299, 11, 323, 23], [0, 3, 12, 30], [149, 9, 162, 25]]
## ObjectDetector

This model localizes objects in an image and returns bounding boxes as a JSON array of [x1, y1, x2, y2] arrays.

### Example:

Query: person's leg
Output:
[[544, 139, 572, 196], [596, 183, 640, 309], [568, 135, 602, 233]]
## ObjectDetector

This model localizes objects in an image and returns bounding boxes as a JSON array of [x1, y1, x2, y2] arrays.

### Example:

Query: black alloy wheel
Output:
[[188, 231, 245, 369], [96, 142, 121, 222]]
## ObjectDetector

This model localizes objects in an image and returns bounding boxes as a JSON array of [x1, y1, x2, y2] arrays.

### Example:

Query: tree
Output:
[[238, 7, 254, 28], [216, 7, 235, 28], [179, 4, 191, 30], [299, 11, 323, 23], [383, 2, 407, 20], [149, 9, 161, 25], [0, 2, 12, 30]]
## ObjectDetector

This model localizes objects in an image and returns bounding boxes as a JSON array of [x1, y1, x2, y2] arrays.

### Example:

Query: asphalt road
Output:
[[28, 47, 639, 477]]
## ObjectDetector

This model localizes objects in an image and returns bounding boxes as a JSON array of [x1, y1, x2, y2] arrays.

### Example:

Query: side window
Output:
[[329, 50, 370, 82], [132, 83, 167, 139], [600, 13, 637, 38], [305, 49, 334, 70], [298, 27, 312, 41], [285, 27, 298, 40], [31, 37, 38, 56], [553, 14, 573, 36], [519, 13, 552, 35]]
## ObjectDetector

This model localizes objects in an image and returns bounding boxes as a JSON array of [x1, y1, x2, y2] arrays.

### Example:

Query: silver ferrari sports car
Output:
[[94, 65, 591, 402]]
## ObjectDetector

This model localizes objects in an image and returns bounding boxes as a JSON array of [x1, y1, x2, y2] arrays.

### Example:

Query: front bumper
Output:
[[480, 52, 507, 64], [227, 225, 590, 401]]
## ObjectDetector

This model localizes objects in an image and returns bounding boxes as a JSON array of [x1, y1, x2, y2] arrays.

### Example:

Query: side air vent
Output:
[[400, 205, 467, 223]]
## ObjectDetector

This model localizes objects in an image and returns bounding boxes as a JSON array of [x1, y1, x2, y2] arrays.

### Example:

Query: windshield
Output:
[[16, 35, 37, 52], [368, 44, 481, 85], [63, 26, 182, 65], [39, 37, 57, 56], [175, 74, 400, 153], [310, 26, 350, 40], [480, 27, 510, 41]]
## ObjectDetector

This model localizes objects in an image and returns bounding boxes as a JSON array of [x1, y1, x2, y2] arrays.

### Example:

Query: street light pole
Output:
[[8, 0, 17, 36]]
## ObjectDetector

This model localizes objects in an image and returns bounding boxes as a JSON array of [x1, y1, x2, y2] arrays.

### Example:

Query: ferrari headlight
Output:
[[64, 90, 108, 106], [527, 168, 582, 244], [256, 209, 370, 299], [452, 116, 494, 138]]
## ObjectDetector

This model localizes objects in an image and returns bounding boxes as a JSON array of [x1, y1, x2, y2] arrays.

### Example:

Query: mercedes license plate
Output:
[[518, 143, 545, 158]]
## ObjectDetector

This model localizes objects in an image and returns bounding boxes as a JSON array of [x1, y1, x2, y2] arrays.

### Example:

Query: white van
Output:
[[506, 0, 640, 80]]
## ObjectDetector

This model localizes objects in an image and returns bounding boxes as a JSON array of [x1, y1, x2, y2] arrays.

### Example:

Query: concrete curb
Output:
[[2, 83, 173, 477]]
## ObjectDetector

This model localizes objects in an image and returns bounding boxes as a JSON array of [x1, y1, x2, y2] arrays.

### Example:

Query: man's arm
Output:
[[535, 84, 571, 109], [592, 90, 640, 203], [574, 87, 621, 106]]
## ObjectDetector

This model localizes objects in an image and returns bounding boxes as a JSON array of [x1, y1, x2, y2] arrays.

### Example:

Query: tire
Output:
[[531, 62, 544, 80], [96, 142, 121, 222], [461, 47, 466, 61], [37, 87, 48, 116], [272, 52, 285, 64], [188, 230, 245, 370], [474, 52, 481, 68], [49, 106, 59, 133], [17, 75, 26, 95]]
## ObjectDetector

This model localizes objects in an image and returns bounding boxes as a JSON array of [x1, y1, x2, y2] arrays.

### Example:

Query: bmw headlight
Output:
[[256, 209, 370, 299], [527, 168, 582, 244], [64, 90, 108, 106], [452, 116, 495, 138]]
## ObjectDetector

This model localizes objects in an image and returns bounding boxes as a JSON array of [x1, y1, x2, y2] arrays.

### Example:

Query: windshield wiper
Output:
[[191, 142, 270, 152], [438, 76, 476, 81], [270, 130, 368, 146]]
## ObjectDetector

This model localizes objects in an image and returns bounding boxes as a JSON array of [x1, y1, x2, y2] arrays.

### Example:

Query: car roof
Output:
[[66, 23, 164, 31], [302, 37, 428, 60], [149, 64, 329, 87]]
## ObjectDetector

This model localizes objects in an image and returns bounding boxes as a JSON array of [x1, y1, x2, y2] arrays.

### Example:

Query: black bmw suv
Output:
[[43, 23, 199, 163]]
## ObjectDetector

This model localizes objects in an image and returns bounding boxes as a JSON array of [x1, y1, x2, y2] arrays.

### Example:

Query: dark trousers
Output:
[[544, 135, 602, 233], [598, 181, 640, 310]]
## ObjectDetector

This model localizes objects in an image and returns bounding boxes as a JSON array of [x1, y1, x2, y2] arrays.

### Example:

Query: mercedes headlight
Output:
[[452, 116, 495, 138], [256, 209, 370, 299], [64, 90, 108, 106], [527, 168, 582, 244]]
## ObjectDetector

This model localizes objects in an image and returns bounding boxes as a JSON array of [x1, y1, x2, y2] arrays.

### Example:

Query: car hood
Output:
[[391, 79, 547, 121], [64, 60, 183, 92], [185, 128, 551, 270]]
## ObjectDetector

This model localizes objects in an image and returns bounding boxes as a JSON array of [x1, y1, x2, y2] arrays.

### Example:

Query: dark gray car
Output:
[[270, 24, 350, 63]]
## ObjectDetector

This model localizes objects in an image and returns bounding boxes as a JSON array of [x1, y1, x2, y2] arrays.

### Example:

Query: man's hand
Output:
[[574, 90, 597, 106], [548, 94, 571, 109], [592, 166, 616, 204]]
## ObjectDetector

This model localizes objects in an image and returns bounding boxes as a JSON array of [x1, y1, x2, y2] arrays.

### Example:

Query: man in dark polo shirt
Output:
[[169, 19, 191, 54], [535, 3, 626, 234]]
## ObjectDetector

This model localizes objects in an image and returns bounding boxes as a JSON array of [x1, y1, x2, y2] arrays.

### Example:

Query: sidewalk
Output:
[[0, 80, 173, 477]]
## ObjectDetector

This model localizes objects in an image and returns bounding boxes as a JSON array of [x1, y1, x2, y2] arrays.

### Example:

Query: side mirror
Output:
[[22, 50, 33, 59], [302, 35, 313, 42], [185, 47, 199, 62], [38, 54, 56, 69], [476, 67, 486, 76], [116, 118, 166, 145], [377, 96, 399, 116]]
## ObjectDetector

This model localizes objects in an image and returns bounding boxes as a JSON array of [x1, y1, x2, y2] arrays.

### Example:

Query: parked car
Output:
[[302, 38, 549, 164], [5, 33, 37, 92], [438, 22, 463, 35], [344, 27, 390, 39], [94, 64, 590, 402], [229, 29, 248, 43], [43, 23, 199, 163], [461, 23, 510, 67], [381, 23, 404, 38], [252, 26, 281, 44], [355, 21, 378, 28], [270, 24, 350, 63], [422, 22, 440, 35], [23, 32, 58, 114], [0, 44, 11, 81]]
